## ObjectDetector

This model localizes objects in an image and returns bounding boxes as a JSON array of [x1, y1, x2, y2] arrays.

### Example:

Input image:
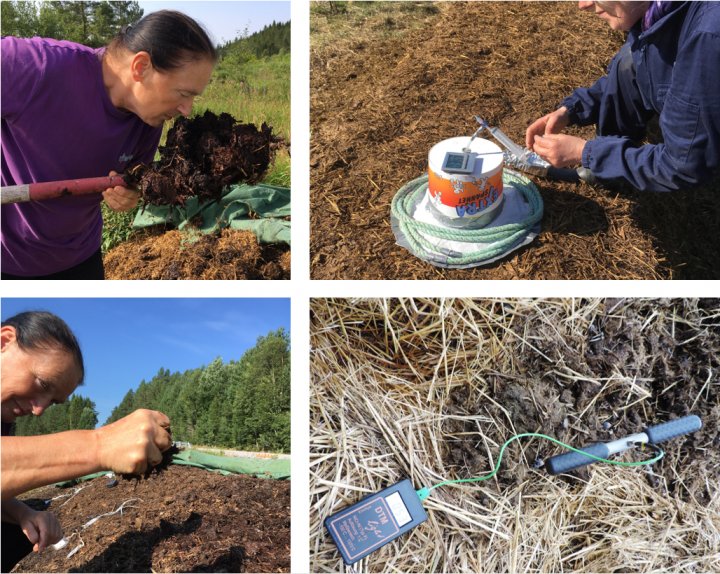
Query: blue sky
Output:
[[137, 1, 291, 45], [1, 298, 290, 426]]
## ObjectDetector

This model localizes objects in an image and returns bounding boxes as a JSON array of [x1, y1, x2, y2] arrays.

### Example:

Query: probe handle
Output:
[[547, 167, 581, 183], [545, 442, 610, 475], [547, 415, 702, 475], [576, 167, 596, 184], [645, 415, 702, 444]]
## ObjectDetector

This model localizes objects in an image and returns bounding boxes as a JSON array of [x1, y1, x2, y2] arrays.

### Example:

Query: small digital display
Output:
[[445, 153, 467, 170], [442, 151, 476, 174], [385, 492, 411, 526]]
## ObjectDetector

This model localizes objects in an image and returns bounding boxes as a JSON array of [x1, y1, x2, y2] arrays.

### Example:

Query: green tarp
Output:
[[171, 450, 290, 479], [53, 449, 290, 487], [133, 184, 291, 245]]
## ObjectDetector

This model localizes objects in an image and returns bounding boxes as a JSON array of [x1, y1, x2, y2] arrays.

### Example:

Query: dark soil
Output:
[[442, 299, 720, 505], [310, 2, 720, 279], [127, 111, 276, 206], [13, 466, 290, 573], [104, 229, 291, 280]]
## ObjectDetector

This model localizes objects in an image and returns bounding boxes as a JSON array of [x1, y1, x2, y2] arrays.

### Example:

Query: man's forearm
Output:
[[1, 430, 101, 499]]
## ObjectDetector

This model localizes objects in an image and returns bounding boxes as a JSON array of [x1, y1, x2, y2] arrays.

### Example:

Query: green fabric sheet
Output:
[[133, 184, 290, 245], [53, 449, 290, 487], [171, 450, 290, 479]]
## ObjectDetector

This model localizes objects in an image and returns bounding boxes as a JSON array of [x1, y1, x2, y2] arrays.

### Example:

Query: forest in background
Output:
[[14, 395, 98, 435], [1, 1, 290, 56], [15, 329, 290, 453], [218, 20, 290, 61], [0, 1, 143, 46]]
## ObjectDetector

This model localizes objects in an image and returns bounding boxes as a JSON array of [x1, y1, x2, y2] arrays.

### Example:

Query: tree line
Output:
[[2, 2, 290, 58], [1, 1, 143, 47], [15, 329, 290, 453], [218, 20, 291, 65], [15, 395, 98, 436]]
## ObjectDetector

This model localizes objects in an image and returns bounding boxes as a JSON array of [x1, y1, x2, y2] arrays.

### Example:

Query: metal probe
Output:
[[546, 414, 702, 475], [473, 116, 595, 183]]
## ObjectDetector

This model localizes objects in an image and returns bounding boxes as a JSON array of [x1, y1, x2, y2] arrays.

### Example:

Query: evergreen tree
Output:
[[15, 394, 98, 435], [218, 20, 290, 62], [1, 1, 143, 47], [77, 406, 97, 429], [106, 388, 135, 423], [231, 329, 290, 451]]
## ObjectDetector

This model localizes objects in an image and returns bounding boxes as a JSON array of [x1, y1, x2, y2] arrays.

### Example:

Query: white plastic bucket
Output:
[[427, 137, 504, 223]]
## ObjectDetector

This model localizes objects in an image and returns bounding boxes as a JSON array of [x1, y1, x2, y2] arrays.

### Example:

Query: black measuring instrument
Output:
[[324, 478, 428, 565], [324, 415, 701, 566]]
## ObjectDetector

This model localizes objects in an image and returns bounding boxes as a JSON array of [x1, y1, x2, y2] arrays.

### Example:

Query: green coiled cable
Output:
[[391, 170, 543, 266]]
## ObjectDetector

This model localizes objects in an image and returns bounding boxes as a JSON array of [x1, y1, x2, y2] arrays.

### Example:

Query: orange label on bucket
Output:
[[428, 169, 503, 212]]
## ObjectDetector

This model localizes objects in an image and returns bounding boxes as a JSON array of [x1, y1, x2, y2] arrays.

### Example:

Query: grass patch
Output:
[[202, 52, 290, 139], [310, 1, 440, 49], [263, 151, 291, 187], [101, 203, 140, 254]]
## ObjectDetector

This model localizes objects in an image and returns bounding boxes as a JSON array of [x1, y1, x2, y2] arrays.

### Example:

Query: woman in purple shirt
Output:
[[1, 10, 217, 279]]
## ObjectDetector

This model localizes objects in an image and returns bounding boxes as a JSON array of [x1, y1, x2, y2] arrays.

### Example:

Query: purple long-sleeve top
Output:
[[1, 37, 162, 276]]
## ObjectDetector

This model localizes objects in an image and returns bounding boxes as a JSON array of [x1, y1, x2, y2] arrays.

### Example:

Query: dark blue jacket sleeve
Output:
[[561, 56, 615, 127], [582, 29, 720, 192], [561, 2, 720, 193]]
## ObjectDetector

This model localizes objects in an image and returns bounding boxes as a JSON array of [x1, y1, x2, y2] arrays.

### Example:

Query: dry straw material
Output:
[[310, 298, 720, 573]]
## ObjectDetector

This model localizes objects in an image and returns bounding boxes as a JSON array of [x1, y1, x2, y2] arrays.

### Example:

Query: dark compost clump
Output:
[[120, 445, 180, 481], [126, 111, 275, 206]]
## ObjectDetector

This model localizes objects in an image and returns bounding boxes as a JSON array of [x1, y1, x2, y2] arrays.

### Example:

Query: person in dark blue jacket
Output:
[[525, 1, 720, 192]]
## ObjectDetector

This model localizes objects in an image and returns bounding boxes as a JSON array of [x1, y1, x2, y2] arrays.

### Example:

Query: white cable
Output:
[[52, 499, 141, 558], [47, 484, 87, 505], [81, 498, 140, 529], [67, 538, 84, 559]]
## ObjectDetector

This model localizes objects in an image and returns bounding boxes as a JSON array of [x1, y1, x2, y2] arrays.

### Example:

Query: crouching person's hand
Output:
[[95, 409, 172, 475], [20, 508, 63, 552]]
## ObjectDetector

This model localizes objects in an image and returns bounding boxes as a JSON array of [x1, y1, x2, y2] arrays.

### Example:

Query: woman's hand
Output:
[[94, 409, 172, 475], [19, 508, 63, 552], [103, 170, 140, 212], [531, 133, 587, 167], [526, 106, 572, 149]]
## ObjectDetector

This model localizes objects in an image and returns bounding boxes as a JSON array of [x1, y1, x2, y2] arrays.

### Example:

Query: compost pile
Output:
[[310, 298, 720, 573], [14, 465, 290, 573], [310, 2, 720, 279], [104, 229, 290, 280], [104, 111, 290, 280], [128, 111, 275, 206]]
